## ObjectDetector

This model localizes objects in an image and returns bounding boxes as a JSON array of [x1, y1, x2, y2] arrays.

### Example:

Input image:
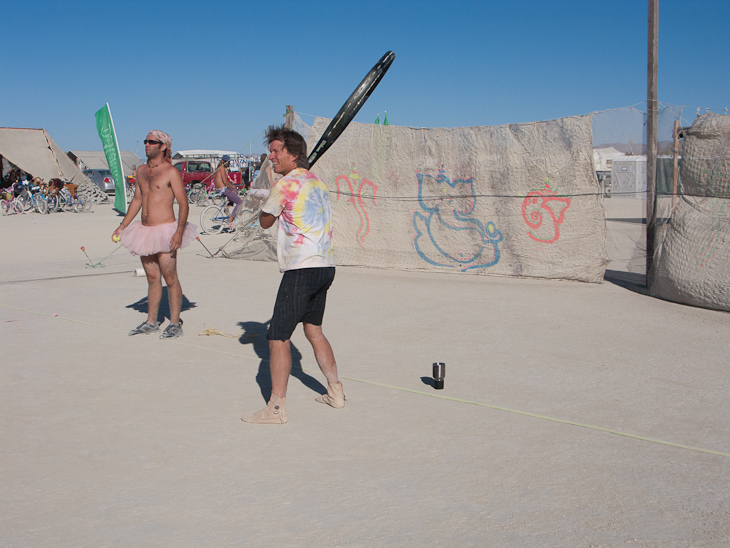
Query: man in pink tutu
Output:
[[112, 130, 197, 339]]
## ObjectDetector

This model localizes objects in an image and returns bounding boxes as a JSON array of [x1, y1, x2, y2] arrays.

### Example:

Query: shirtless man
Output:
[[213, 154, 242, 230], [112, 130, 197, 339]]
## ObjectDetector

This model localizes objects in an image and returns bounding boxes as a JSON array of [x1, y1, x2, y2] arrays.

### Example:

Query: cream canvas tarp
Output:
[[651, 112, 730, 311], [305, 115, 609, 283], [67, 150, 142, 174], [0, 128, 92, 185]]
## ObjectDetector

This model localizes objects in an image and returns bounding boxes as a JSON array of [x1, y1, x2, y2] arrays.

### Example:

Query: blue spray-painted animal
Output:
[[412, 166, 503, 270]]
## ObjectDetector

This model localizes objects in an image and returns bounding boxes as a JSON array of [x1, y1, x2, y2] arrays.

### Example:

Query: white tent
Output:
[[0, 127, 92, 185], [593, 146, 624, 171], [67, 150, 142, 175]]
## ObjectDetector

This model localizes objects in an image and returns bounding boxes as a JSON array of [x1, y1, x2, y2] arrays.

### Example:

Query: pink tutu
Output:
[[120, 221, 198, 256]]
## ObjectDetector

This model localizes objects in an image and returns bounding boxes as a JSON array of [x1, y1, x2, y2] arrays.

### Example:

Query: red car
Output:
[[173, 160, 243, 191]]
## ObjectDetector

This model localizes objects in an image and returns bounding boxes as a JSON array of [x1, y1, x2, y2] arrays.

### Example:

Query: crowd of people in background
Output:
[[1, 150, 270, 203], [1, 166, 77, 200]]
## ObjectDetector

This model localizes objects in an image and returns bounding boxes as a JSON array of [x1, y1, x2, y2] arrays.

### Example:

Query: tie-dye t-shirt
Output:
[[262, 168, 335, 272]]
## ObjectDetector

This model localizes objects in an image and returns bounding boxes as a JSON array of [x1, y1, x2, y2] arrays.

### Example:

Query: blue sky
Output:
[[3, 0, 728, 156]]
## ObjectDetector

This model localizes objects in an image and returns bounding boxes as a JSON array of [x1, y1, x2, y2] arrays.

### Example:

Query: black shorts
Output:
[[267, 267, 336, 341]]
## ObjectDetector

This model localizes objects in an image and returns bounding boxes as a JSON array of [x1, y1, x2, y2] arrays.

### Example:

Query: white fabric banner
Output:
[[652, 113, 730, 311], [305, 115, 609, 283]]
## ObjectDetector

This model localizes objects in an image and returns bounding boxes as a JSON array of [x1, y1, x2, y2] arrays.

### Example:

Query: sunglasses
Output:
[[144, 139, 163, 145]]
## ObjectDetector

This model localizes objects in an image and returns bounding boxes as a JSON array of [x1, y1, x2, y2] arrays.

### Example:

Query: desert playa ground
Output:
[[1, 199, 729, 547]]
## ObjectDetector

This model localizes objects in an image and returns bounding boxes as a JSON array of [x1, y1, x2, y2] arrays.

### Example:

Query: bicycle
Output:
[[31, 186, 54, 214], [204, 185, 228, 207], [126, 180, 136, 200], [1, 195, 24, 215], [16, 185, 48, 214], [187, 182, 218, 207], [46, 190, 60, 212], [190, 182, 232, 208], [186, 182, 203, 205], [72, 188, 92, 212], [53, 187, 91, 213], [46, 182, 86, 213], [199, 190, 255, 235]]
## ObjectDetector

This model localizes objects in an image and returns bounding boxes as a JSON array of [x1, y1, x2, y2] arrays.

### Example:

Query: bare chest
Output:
[[138, 167, 171, 194]]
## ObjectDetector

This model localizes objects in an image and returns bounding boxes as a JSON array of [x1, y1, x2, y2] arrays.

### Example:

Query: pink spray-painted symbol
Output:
[[521, 179, 572, 244], [335, 165, 378, 249]]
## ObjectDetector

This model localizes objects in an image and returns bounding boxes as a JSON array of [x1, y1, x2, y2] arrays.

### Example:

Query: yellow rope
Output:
[[197, 323, 261, 341], [198, 323, 242, 338], [3, 302, 729, 458], [341, 376, 730, 458]]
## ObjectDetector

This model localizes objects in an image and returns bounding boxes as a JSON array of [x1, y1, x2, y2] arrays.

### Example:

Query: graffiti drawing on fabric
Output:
[[412, 165, 503, 271]]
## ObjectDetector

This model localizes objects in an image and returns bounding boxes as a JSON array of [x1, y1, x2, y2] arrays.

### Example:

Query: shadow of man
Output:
[[238, 319, 326, 402], [126, 288, 196, 324]]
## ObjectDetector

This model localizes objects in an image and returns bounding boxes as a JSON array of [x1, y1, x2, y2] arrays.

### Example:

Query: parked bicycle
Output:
[[126, 178, 136, 200], [1, 194, 24, 215], [50, 187, 91, 213], [187, 182, 209, 206], [16, 184, 49, 214]]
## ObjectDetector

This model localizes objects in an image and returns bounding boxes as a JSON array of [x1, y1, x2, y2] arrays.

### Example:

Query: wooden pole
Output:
[[672, 120, 680, 214], [285, 105, 294, 130], [646, 0, 658, 285]]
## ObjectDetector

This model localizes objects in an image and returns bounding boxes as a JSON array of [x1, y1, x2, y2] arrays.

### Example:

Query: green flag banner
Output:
[[95, 103, 127, 212]]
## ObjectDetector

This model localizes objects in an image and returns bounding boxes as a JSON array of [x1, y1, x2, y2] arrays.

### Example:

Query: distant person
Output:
[[112, 130, 196, 339], [7, 168, 21, 189], [16, 174, 33, 199], [251, 155, 263, 183], [242, 125, 342, 425], [34, 177, 48, 194], [247, 153, 275, 208], [214, 154, 242, 231], [242, 162, 251, 188], [48, 178, 64, 196], [127, 164, 137, 193]]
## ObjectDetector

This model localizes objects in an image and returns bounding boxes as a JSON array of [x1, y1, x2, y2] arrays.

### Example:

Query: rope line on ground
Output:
[[3, 301, 728, 458], [341, 376, 730, 458], [198, 323, 244, 338], [0, 270, 130, 285]]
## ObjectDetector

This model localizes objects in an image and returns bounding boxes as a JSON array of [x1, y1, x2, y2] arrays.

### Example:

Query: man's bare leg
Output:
[[157, 250, 181, 324], [303, 323, 339, 384], [141, 255, 162, 324], [305, 323, 345, 408], [269, 339, 292, 398], [241, 339, 290, 424]]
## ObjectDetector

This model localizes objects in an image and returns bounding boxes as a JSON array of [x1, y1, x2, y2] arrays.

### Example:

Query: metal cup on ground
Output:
[[432, 362, 445, 389]]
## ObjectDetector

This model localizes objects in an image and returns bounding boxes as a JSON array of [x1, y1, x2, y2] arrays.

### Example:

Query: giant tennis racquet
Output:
[[307, 51, 396, 168]]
